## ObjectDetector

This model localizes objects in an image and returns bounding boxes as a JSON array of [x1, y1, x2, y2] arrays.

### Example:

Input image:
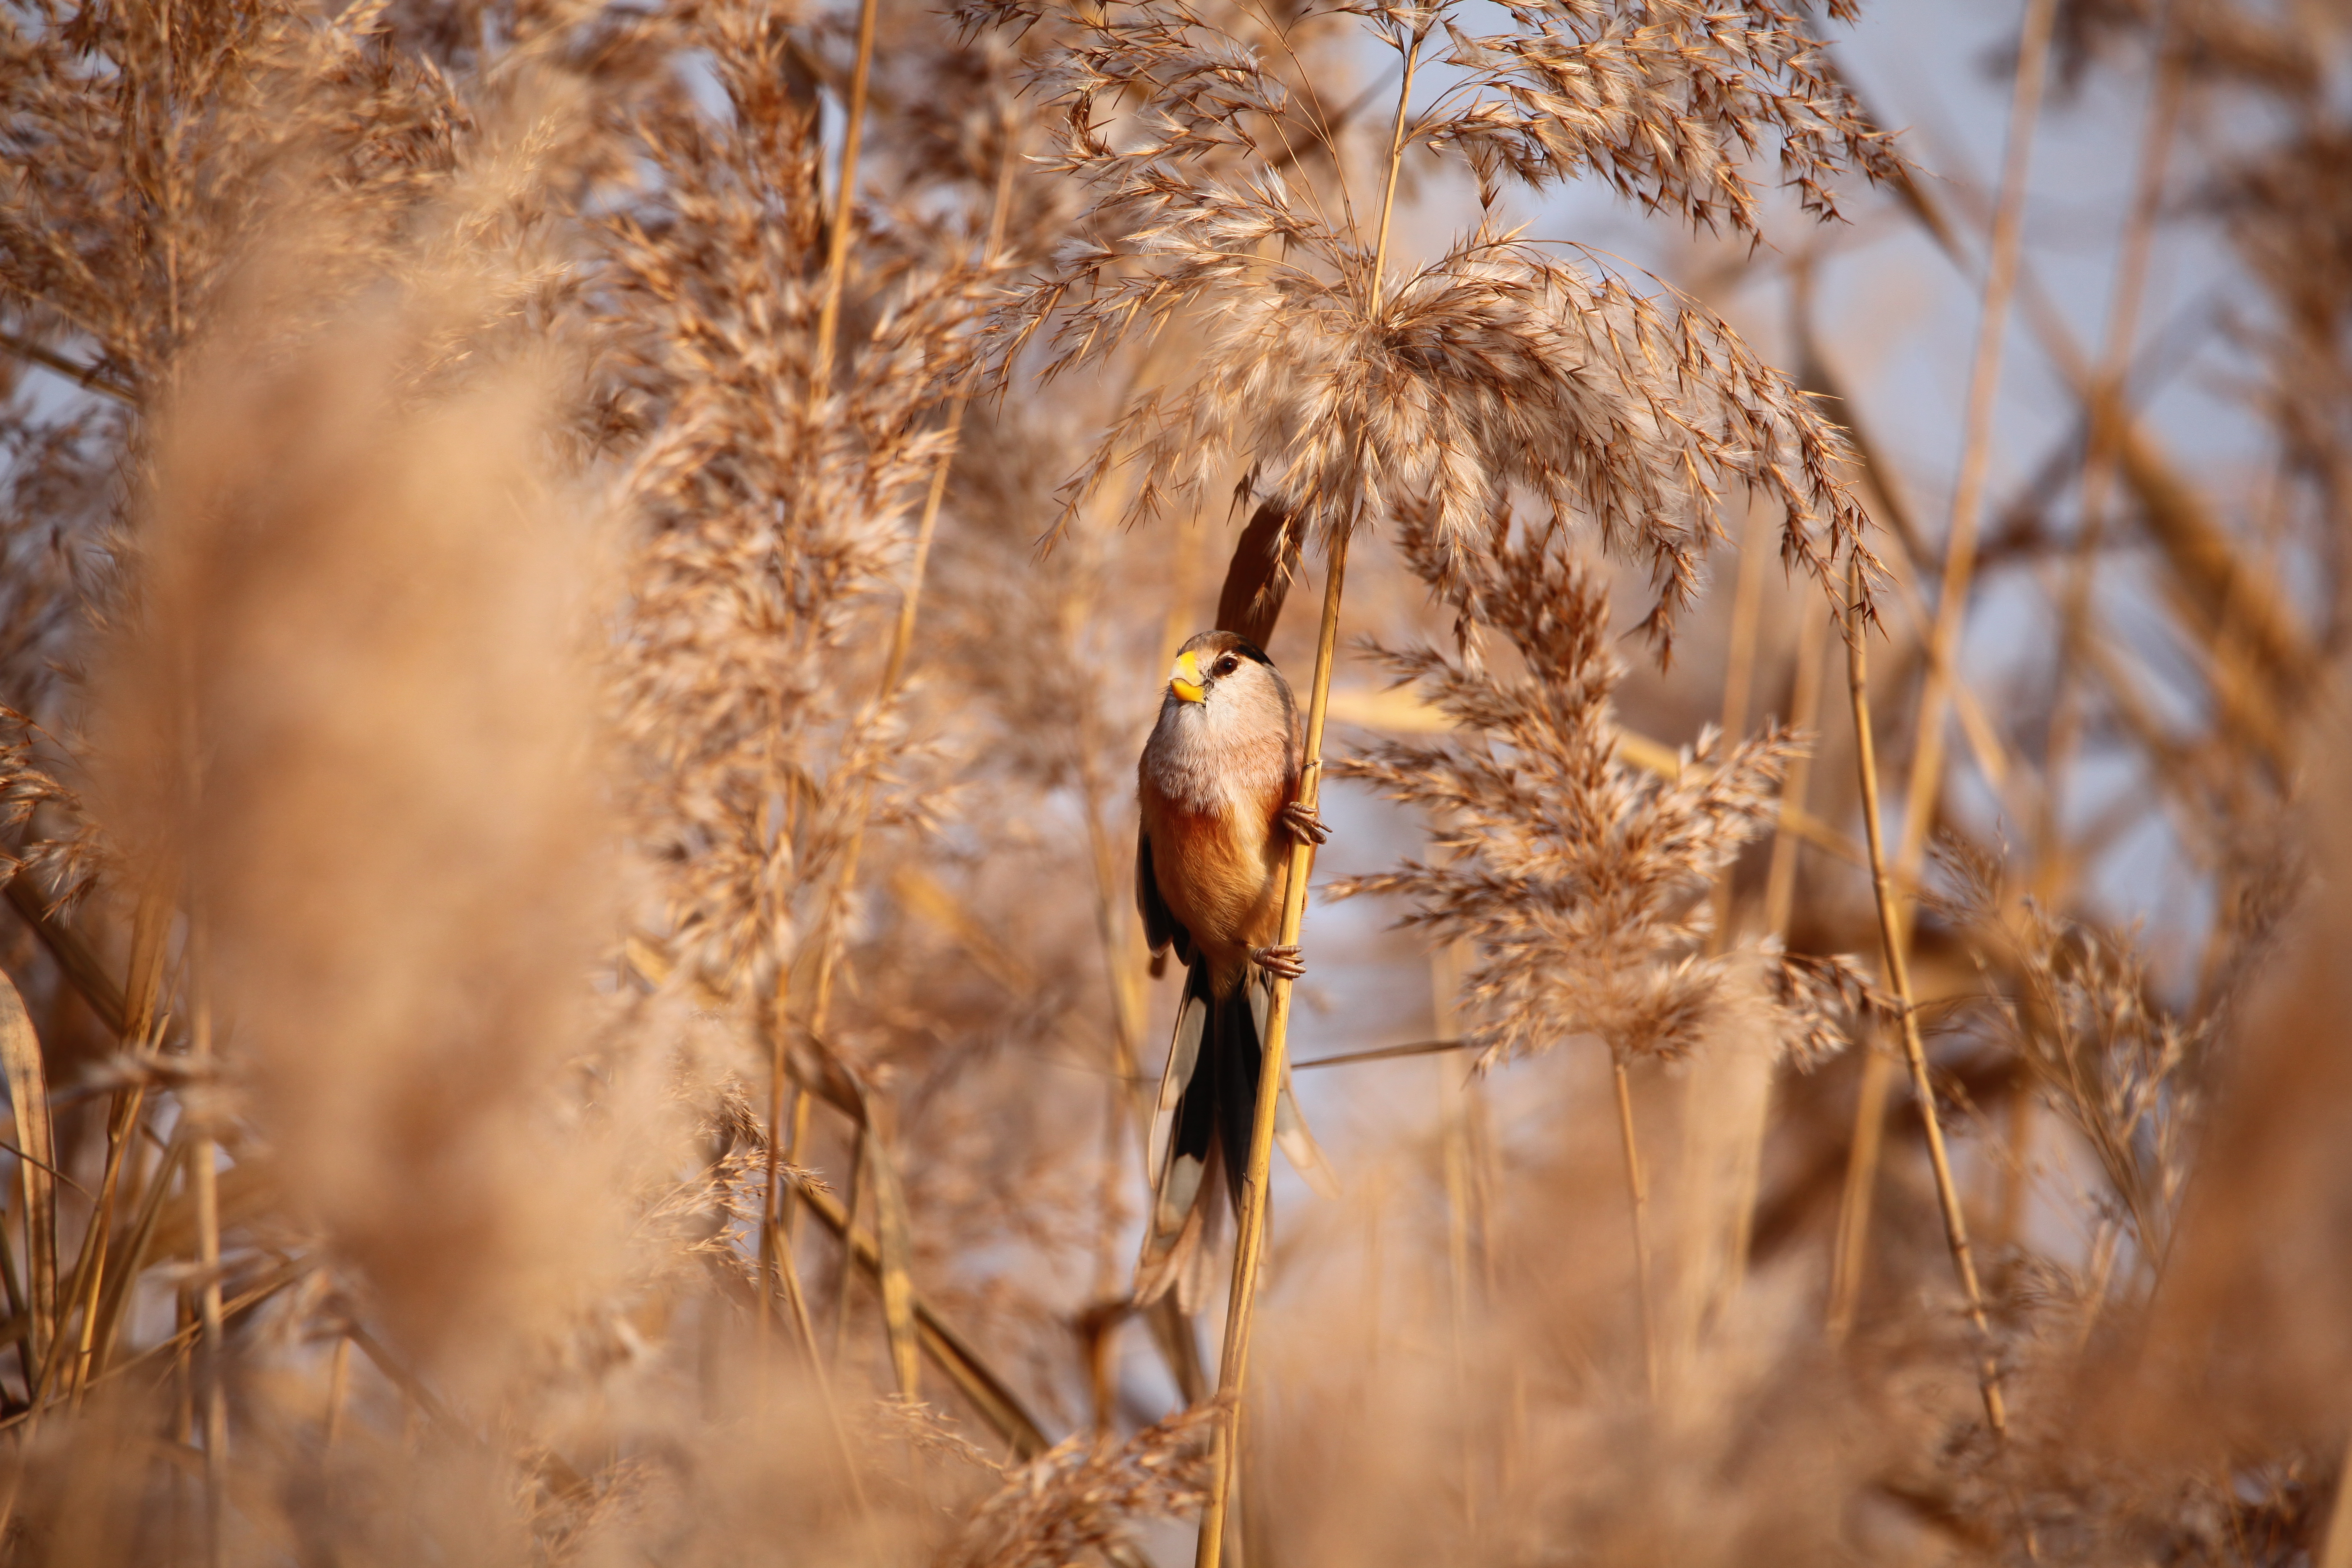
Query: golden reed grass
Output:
[[0, 0, 2342, 1563]]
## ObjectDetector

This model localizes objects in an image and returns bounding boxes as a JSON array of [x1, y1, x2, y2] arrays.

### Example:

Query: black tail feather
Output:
[[1137, 960, 1335, 1310], [1166, 962, 1262, 1218]]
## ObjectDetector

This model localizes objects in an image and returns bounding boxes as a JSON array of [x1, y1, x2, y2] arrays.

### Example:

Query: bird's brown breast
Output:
[[1140, 778, 1285, 992]]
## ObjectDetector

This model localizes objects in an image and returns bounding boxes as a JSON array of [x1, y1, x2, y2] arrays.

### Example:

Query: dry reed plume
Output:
[[0, 0, 2344, 1563]]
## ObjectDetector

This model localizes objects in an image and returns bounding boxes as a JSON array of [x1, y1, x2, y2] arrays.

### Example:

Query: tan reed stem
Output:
[[1826, 1028, 1891, 1340], [827, 1128, 868, 1359], [1743, 606, 1829, 1299], [1196, 37, 1416, 1557], [1612, 1055, 1660, 1398], [1841, 561, 2007, 1438], [809, 0, 879, 403], [1762, 603, 1830, 940], [759, 0, 882, 1367], [1, 973, 54, 1383], [762, 127, 1018, 1402], [324, 1332, 351, 1449], [1432, 936, 1481, 1531], [1689, 508, 1782, 1324], [63, 886, 169, 1406], [880, 133, 1018, 703], [2318, 1440, 2352, 1568], [1194, 524, 1351, 1568], [63, 1083, 147, 1408], [1367, 20, 1422, 312], [2035, 26, 2187, 902], [779, 1207, 875, 1522], [1070, 631, 1146, 1300], [1828, 0, 2056, 1333], [1707, 505, 1772, 950], [191, 980, 228, 1567]]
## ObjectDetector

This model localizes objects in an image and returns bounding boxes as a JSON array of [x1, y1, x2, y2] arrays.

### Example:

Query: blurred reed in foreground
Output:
[[0, 0, 2345, 1563]]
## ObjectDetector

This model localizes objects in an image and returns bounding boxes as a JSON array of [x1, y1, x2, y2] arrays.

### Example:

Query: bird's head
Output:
[[1166, 631, 1274, 711]]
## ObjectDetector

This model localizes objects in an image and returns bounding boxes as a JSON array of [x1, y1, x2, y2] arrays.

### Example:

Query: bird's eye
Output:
[[1213, 656, 1238, 677]]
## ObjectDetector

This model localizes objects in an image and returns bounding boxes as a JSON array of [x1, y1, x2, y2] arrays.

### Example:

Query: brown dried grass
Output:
[[0, 0, 2342, 1563]]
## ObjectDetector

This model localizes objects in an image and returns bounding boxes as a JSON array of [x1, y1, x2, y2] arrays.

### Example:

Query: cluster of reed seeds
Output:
[[0, 0, 2344, 1560]]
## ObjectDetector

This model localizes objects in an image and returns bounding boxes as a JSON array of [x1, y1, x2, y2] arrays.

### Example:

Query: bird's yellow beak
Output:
[[1170, 650, 1207, 704]]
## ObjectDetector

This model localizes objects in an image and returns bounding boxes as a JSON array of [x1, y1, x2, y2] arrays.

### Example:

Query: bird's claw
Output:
[[1280, 801, 1330, 847], [1251, 944, 1306, 981]]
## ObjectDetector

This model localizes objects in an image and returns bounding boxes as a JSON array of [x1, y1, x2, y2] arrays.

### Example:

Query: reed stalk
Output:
[[784, 1217, 876, 1522], [1707, 506, 1772, 950], [1431, 936, 1480, 1530], [62, 884, 170, 1406], [809, 0, 879, 402], [1828, 0, 2056, 1333], [1195, 25, 1423, 1563], [1612, 1056, 1660, 1398], [0, 970, 54, 1381], [2035, 20, 2186, 901], [191, 984, 227, 1567], [1721, 602, 1831, 1299], [757, 0, 976, 1412], [1692, 506, 1780, 1326], [2319, 1441, 2352, 1568], [1841, 561, 2006, 1437], [323, 1333, 351, 1449], [1762, 604, 1830, 940], [1194, 526, 1353, 1568]]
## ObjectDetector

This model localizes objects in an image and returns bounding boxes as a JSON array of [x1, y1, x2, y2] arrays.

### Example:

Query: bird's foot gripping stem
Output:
[[1279, 800, 1329, 847], [1251, 944, 1305, 982]]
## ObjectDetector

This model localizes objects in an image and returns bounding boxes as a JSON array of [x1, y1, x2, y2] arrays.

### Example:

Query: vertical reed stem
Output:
[[762, 119, 1016, 1408], [809, 0, 879, 401], [1432, 937, 1480, 1531], [191, 984, 227, 1568], [1367, 21, 1421, 312], [757, 972, 792, 1380], [1829, 0, 2057, 1328], [1761, 603, 1830, 939], [1707, 505, 1772, 949], [1193, 526, 1351, 1568], [324, 1332, 351, 1449], [2036, 18, 2186, 900], [2321, 1438, 2352, 1568], [763, 0, 880, 1371], [1841, 562, 2006, 1437], [1195, 32, 1416, 1555], [1612, 1056, 1659, 1399]]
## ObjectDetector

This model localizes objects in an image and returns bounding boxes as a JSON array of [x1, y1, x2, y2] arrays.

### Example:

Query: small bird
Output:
[[1133, 629, 1336, 1310]]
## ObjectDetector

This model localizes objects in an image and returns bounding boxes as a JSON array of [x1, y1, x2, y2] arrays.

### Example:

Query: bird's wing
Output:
[[1146, 979, 1210, 1201], [1135, 976, 1214, 1306], [1135, 822, 1190, 964]]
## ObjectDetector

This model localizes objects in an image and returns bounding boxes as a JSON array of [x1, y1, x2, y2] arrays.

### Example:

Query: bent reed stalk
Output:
[[1828, 0, 2057, 1336], [1842, 559, 2006, 1438]]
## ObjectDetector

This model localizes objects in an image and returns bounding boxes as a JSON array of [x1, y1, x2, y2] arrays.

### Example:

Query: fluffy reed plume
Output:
[[98, 259, 635, 1385], [0, 0, 2347, 1562], [1938, 844, 2200, 1272], [598, 0, 984, 1001], [965, 0, 1885, 647], [1332, 519, 1852, 1070], [941, 1403, 1216, 1568]]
